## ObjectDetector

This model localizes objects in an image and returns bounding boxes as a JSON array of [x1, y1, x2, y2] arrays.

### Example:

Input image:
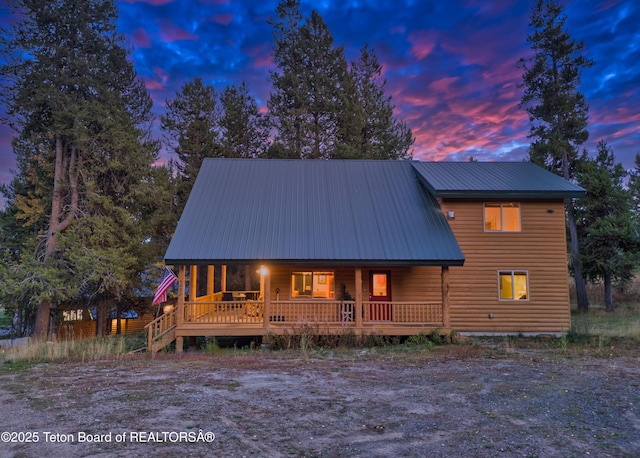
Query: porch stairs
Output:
[[145, 309, 177, 354]]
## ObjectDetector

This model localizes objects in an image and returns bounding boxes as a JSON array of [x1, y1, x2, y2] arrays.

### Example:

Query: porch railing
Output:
[[269, 301, 355, 324], [181, 300, 443, 326], [145, 308, 177, 353], [184, 301, 264, 324], [147, 299, 444, 352], [363, 301, 442, 324]]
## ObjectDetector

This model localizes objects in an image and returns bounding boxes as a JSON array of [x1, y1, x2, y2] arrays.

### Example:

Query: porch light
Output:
[[258, 266, 268, 276], [163, 304, 174, 314]]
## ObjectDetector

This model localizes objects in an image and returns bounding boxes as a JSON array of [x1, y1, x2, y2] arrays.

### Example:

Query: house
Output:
[[57, 307, 155, 339], [147, 158, 585, 353]]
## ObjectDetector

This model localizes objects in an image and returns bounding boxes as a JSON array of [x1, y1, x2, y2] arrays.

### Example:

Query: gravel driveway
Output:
[[1, 343, 638, 457]]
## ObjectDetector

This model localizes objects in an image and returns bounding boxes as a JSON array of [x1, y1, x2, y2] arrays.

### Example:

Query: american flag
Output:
[[152, 267, 178, 305]]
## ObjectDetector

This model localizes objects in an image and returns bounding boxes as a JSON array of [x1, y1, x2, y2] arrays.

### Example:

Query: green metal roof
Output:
[[412, 161, 586, 199], [164, 159, 465, 266]]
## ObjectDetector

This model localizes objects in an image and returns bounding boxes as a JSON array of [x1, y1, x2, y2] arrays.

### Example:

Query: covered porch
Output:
[[147, 264, 452, 353]]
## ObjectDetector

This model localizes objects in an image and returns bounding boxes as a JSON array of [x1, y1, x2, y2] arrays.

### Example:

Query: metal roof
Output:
[[412, 161, 586, 199], [164, 159, 465, 266]]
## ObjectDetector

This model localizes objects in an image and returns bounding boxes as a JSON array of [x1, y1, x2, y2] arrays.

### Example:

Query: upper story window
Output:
[[291, 271, 335, 299], [484, 203, 521, 232]]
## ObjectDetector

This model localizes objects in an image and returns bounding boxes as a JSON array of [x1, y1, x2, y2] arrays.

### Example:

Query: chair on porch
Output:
[[340, 302, 354, 322]]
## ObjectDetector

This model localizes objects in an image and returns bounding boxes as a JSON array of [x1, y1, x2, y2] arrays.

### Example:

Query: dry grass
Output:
[[0, 334, 145, 365], [569, 273, 640, 338]]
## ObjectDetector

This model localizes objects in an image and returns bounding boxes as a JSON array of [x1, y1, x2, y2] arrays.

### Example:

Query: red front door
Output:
[[369, 271, 391, 321]]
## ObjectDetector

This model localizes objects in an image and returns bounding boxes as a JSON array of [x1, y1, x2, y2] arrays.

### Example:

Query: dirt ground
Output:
[[0, 341, 639, 458]]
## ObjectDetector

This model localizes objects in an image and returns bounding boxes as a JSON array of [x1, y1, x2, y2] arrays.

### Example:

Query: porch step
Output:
[[146, 309, 177, 354], [151, 328, 176, 353]]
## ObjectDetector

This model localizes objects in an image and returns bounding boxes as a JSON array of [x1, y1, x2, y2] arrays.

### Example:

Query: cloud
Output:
[[407, 31, 437, 61], [211, 14, 234, 26], [157, 19, 198, 42], [131, 27, 153, 47]]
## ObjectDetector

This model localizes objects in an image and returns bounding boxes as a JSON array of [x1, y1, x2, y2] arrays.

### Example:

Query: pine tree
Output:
[[161, 77, 220, 212], [268, 1, 412, 160], [344, 44, 413, 160], [0, 0, 160, 337], [219, 82, 270, 159], [268, 0, 349, 159], [575, 142, 637, 311], [628, 154, 640, 227], [519, 0, 594, 311]]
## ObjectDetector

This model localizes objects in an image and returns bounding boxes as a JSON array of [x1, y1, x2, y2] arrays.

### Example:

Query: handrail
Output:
[[146, 309, 177, 353]]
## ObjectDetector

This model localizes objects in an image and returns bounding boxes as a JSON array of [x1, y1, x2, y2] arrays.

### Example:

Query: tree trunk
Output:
[[115, 303, 122, 335], [562, 150, 589, 313], [566, 200, 589, 312], [33, 136, 79, 340], [33, 301, 52, 340], [96, 297, 108, 336], [604, 271, 614, 312]]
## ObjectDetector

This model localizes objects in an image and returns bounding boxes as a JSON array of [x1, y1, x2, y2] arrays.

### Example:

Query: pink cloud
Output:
[[246, 43, 273, 69], [428, 76, 459, 94], [131, 27, 152, 48], [143, 67, 169, 91], [157, 19, 197, 42], [212, 14, 234, 26], [407, 31, 437, 61]]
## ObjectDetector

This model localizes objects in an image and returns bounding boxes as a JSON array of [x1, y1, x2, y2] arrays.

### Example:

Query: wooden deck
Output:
[[146, 300, 446, 352]]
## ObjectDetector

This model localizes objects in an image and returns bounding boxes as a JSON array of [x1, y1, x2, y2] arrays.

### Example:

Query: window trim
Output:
[[498, 270, 529, 301], [290, 270, 335, 300], [483, 202, 522, 232]]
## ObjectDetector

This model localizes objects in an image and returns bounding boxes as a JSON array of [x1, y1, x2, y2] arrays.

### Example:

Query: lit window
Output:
[[372, 273, 388, 297], [291, 272, 335, 299], [63, 309, 84, 321], [499, 271, 529, 301], [484, 203, 521, 232]]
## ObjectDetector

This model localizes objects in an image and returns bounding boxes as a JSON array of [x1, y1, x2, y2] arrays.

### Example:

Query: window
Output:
[[63, 309, 84, 321], [499, 271, 529, 301], [484, 203, 521, 232], [291, 271, 335, 299]]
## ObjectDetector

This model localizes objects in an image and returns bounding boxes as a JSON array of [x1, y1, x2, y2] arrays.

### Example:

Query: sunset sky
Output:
[[1, 0, 639, 191]]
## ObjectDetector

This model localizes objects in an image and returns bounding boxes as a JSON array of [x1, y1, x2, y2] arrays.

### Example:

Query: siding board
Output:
[[441, 199, 571, 333]]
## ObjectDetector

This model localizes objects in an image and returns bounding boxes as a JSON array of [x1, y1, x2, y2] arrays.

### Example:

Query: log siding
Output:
[[440, 199, 571, 333]]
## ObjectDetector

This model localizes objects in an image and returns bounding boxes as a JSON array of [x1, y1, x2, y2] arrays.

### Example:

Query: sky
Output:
[[1, 0, 639, 195]]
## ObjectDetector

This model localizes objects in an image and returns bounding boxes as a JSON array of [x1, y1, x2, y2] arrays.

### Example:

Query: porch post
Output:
[[355, 266, 363, 333], [207, 265, 215, 298], [441, 266, 450, 328], [176, 265, 186, 354], [189, 265, 197, 301], [262, 266, 270, 331], [221, 265, 227, 292], [244, 265, 252, 292]]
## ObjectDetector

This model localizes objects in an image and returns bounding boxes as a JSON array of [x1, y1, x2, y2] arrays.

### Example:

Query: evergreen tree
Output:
[[575, 142, 637, 311], [0, 0, 160, 337], [518, 0, 594, 311], [628, 154, 640, 227], [627, 154, 640, 271], [343, 44, 413, 159], [268, 0, 348, 159], [219, 82, 270, 159], [268, 1, 412, 160], [161, 77, 220, 212]]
